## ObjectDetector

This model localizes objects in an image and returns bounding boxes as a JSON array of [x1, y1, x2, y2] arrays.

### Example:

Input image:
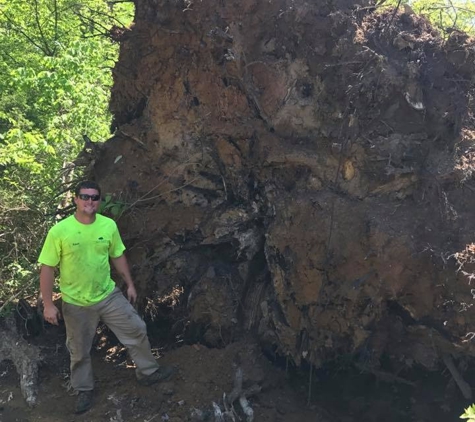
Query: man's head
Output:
[[74, 180, 101, 217], [74, 180, 101, 198]]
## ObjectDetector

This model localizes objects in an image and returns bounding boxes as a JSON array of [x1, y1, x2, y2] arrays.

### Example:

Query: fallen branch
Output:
[[239, 396, 254, 422], [227, 366, 243, 405], [193, 367, 261, 422], [443, 354, 472, 400], [0, 317, 41, 406], [212, 402, 225, 421], [226, 367, 259, 422]]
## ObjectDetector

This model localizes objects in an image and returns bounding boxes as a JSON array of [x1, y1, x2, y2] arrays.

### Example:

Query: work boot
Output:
[[75, 390, 93, 414], [138, 365, 175, 386]]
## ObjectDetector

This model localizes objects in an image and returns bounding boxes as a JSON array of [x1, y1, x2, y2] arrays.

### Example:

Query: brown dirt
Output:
[[0, 320, 471, 422], [0, 321, 337, 422], [93, 0, 475, 375], [5, 0, 475, 420]]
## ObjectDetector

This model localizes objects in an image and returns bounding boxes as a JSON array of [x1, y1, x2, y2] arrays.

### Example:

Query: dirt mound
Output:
[[37, 0, 475, 418]]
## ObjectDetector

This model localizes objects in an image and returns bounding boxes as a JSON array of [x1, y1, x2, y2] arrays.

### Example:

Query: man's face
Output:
[[74, 188, 101, 215]]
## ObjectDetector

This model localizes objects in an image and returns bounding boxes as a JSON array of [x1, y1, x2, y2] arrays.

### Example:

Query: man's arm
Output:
[[111, 254, 137, 304], [40, 265, 61, 325]]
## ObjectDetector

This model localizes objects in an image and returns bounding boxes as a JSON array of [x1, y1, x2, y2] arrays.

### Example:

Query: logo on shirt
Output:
[[95, 236, 107, 244]]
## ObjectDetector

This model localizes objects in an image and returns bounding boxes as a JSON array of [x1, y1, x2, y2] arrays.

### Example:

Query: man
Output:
[[39, 180, 173, 414]]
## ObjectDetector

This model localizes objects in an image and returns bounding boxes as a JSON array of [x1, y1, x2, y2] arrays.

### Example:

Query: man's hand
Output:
[[40, 265, 60, 325], [126, 285, 137, 304], [44, 304, 61, 325]]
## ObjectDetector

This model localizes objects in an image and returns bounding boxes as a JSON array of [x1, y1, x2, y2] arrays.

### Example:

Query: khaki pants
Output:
[[62, 287, 159, 391]]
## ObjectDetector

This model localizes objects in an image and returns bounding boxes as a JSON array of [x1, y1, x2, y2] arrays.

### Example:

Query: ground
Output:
[[0, 319, 472, 422]]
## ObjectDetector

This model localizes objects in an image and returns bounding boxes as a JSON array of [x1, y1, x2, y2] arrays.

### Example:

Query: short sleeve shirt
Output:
[[38, 214, 126, 306]]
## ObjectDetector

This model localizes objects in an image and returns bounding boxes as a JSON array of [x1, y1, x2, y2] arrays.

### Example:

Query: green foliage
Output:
[[0, 188, 50, 314], [0, 0, 134, 311], [0, 0, 133, 181], [461, 404, 475, 420], [385, 0, 475, 36], [100, 193, 126, 218]]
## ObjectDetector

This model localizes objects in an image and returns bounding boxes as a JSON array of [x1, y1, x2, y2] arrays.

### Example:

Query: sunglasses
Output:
[[78, 193, 101, 201]]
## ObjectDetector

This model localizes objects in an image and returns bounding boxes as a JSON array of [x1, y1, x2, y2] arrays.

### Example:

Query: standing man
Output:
[[39, 180, 173, 414]]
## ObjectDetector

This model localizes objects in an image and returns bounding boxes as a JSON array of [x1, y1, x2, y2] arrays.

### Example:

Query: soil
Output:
[[4, 0, 475, 420], [0, 318, 472, 422], [93, 0, 475, 371]]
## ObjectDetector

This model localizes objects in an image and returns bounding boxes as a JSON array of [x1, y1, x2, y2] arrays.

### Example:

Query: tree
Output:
[[386, 0, 475, 35], [0, 0, 133, 311]]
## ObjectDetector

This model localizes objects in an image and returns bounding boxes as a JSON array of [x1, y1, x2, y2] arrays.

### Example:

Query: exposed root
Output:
[[210, 403, 236, 421], [354, 363, 416, 387], [442, 354, 472, 400], [226, 366, 243, 405], [238, 396, 254, 422], [193, 367, 260, 422]]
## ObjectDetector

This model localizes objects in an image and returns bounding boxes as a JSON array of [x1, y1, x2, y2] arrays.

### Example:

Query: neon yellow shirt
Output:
[[38, 214, 126, 306]]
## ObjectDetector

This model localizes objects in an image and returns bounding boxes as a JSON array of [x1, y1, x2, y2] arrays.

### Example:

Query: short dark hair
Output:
[[74, 180, 101, 197]]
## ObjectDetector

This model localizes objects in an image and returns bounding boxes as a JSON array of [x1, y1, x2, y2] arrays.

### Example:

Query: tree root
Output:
[[238, 396, 254, 421], [0, 317, 41, 406], [354, 363, 416, 387], [442, 354, 472, 400], [192, 367, 261, 422]]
